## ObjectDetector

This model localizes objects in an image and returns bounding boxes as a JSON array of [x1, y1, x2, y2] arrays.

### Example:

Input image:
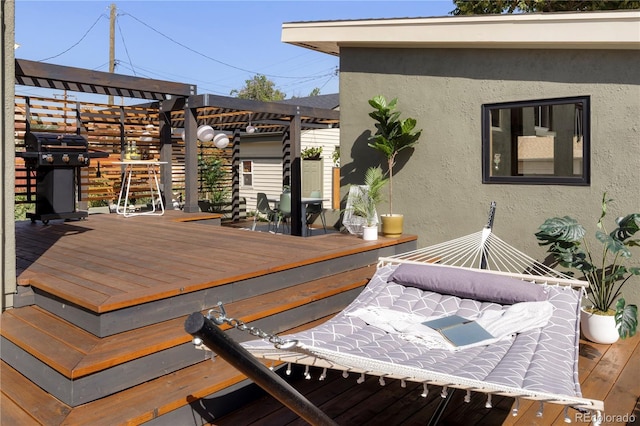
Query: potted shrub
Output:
[[367, 95, 422, 237], [301, 146, 323, 160], [535, 193, 639, 343], [198, 153, 230, 213], [349, 166, 388, 240]]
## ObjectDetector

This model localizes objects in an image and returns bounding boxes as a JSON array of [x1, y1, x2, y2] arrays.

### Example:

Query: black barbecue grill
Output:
[[18, 132, 108, 224]]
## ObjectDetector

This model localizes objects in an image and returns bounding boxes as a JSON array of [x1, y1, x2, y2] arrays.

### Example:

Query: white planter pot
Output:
[[362, 225, 378, 241], [580, 307, 619, 344]]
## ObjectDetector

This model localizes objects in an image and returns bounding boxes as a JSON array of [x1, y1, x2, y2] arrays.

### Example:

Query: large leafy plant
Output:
[[535, 193, 640, 338], [367, 96, 421, 215], [198, 153, 229, 205]]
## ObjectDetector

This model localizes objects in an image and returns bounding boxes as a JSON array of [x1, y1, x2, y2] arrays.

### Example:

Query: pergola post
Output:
[[289, 112, 302, 236], [158, 104, 173, 210], [183, 101, 199, 213], [231, 129, 240, 222]]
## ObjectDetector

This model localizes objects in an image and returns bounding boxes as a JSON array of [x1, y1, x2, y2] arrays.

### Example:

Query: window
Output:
[[482, 96, 590, 185], [241, 160, 253, 187]]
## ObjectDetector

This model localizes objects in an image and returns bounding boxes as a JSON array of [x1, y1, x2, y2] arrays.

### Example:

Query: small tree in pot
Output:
[[535, 193, 639, 341], [368, 95, 422, 236]]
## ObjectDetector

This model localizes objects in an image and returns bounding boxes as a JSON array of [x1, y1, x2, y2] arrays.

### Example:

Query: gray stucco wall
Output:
[[339, 47, 640, 306]]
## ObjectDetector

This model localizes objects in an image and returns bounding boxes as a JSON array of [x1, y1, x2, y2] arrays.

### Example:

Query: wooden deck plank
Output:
[[0, 361, 71, 425], [0, 394, 41, 426], [26, 242, 181, 287], [25, 273, 112, 311], [1, 310, 88, 376], [600, 336, 640, 423], [3, 306, 100, 355], [36, 221, 248, 283], [21, 260, 147, 295]]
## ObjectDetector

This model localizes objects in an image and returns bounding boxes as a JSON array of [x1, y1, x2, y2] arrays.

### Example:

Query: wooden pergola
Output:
[[15, 59, 340, 236]]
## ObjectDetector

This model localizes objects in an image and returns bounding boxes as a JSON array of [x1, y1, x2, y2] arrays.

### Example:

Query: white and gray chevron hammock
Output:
[[240, 205, 604, 423]]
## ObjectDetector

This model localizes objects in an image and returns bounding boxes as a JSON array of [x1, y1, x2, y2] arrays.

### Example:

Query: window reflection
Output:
[[483, 96, 589, 185]]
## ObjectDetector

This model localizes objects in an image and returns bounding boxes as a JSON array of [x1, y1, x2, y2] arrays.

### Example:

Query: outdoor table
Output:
[[113, 160, 167, 217], [267, 195, 327, 235]]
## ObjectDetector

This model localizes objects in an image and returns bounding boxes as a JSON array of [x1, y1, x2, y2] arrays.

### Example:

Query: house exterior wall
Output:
[[339, 46, 640, 305], [239, 128, 340, 214], [239, 138, 283, 213]]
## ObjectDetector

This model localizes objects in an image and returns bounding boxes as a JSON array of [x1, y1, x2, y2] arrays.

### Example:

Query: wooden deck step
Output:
[[3, 265, 373, 379], [1, 266, 374, 407], [1, 315, 334, 426]]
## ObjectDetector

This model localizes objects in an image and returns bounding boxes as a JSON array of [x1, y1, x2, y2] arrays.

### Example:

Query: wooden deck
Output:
[[2, 211, 639, 425], [1, 211, 418, 424]]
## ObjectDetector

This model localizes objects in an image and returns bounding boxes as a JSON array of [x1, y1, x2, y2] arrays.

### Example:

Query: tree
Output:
[[308, 88, 321, 97], [230, 74, 286, 101], [451, 0, 640, 14]]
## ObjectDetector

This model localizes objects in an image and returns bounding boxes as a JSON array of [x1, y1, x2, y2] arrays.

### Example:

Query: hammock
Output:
[[242, 207, 605, 423]]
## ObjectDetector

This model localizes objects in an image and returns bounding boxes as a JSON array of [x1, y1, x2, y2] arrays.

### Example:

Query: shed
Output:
[[280, 10, 640, 306]]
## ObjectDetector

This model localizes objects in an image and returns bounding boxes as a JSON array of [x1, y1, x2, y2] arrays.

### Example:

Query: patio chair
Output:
[[305, 190, 327, 236], [276, 191, 292, 234], [252, 192, 278, 231]]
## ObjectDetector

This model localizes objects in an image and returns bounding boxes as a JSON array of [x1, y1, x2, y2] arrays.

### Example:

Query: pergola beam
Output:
[[15, 59, 196, 100]]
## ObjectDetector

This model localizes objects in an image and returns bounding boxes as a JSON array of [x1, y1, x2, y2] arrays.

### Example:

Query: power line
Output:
[[38, 13, 107, 62], [118, 10, 331, 80], [116, 19, 136, 76]]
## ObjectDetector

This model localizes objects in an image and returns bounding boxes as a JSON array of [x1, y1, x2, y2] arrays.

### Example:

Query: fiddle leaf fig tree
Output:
[[367, 96, 422, 215], [535, 193, 640, 339]]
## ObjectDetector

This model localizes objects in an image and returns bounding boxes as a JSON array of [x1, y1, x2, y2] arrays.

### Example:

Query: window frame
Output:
[[241, 160, 253, 188], [481, 96, 591, 185]]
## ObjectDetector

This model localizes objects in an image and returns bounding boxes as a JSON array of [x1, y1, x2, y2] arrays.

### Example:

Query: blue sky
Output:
[[15, 1, 455, 102]]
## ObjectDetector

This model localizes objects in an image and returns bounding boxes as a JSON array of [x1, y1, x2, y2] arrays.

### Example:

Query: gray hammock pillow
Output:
[[388, 263, 548, 305]]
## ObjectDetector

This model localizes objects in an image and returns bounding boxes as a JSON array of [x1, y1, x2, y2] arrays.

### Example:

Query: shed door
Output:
[[302, 159, 323, 196]]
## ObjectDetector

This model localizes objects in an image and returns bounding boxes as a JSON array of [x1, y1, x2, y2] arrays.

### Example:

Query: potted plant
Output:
[[349, 166, 387, 240], [368, 95, 422, 237], [301, 146, 323, 160], [198, 153, 230, 213], [535, 193, 639, 343]]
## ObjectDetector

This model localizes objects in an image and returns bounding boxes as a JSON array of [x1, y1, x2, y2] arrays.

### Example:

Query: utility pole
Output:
[[108, 3, 116, 105]]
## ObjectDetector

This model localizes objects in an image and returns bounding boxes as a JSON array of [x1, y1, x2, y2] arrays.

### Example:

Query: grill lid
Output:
[[25, 132, 89, 152]]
